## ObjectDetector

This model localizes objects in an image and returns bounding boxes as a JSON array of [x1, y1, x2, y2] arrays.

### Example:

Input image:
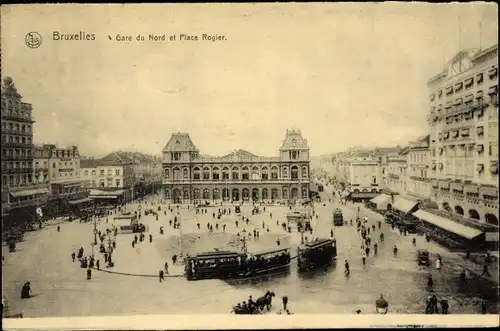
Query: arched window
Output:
[[173, 167, 181, 180], [164, 168, 170, 179], [291, 166, 298, 179], [261, 166, 269, 180], [232, 167, 239, 180], [183, 168, 188, 179], [212, 167, 220, 180], [302, 166, 308, 178], [193, 167, 200, 180], [251, 166, 260, 180], [282, 167, 288, 178], [222, 167, 229, 180], [242, 166, 249, 180], [202, 167, 210, 180], [271, 166, 278, 180]]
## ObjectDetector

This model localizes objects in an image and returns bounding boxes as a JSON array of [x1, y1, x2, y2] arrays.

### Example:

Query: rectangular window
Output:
[[115, 179, 121, 187], [194, 173, 200, 180], [116, 169, 120, 176]]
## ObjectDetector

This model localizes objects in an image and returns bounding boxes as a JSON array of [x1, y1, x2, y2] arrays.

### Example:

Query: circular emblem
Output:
[[25, 32, 42, 49]]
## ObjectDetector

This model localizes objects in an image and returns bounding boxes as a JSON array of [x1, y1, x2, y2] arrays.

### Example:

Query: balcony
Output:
[[1, 114, 35, 123], [388, 174, 400, 180], [1, 128, 34, 136], [2, 142, 34, 148], [2, 168, 34, 174], [1, 155, 33, 161]]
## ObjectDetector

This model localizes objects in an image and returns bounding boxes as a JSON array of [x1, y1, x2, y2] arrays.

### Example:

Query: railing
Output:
[[0, 128, 33, 135], [1, 114, 35, 122], [1, 155, 33, 161], [2, 142, 34, 148], [2, 168, 34, 174]]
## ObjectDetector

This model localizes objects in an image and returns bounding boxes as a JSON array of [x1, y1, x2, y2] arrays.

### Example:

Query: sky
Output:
[[1, 3, 498, 158]]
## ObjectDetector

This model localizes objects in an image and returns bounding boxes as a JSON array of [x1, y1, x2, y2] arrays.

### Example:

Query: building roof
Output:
[[99, 151, 134, 166], [162, 132, 199, 152], [81, 159, 102, 168], [220, 149, 259, 160], [279, 128, 309, 150]]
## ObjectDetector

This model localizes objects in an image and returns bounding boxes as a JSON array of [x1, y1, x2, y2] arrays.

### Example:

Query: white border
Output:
[[3, 314, 500, 329]]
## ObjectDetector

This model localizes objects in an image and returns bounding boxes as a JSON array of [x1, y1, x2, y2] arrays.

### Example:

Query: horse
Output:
[[255, 291, 275, 311]]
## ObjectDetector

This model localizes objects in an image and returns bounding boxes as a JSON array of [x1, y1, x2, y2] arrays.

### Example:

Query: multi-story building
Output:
[[33, 144, 90, 215], [80, 152, 135, 203], [1, 77, 49, 229], [427, 44, 499, 226], [161, 129, 311, 202], [385, 151, 408, 194], [406, 135, 432, 200]]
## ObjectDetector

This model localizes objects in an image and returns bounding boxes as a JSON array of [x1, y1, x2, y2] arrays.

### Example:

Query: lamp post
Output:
[[177, 214, 185, 264]]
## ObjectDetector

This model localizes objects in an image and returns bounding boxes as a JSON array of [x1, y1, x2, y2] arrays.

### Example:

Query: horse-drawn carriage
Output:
[[231, 291, 276, 314]]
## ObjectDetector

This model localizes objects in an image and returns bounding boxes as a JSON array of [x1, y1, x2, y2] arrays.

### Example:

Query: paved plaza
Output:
[[2, 192, 498, 317]]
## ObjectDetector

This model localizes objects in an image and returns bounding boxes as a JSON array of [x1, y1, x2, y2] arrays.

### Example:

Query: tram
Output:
[[297, 238, 337, 272], [184, 247, 292, 281], [333, 209, 344, 226]]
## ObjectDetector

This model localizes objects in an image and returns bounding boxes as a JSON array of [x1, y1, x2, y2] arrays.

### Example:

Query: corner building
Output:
[[161, 129, 311, 202], [427, 45, 499, 226]]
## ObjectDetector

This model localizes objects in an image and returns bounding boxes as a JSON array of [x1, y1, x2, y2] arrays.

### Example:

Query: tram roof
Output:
[[195, 251, 242, 259], [304, 238, 334, 248], [251, 246, 292, 257]]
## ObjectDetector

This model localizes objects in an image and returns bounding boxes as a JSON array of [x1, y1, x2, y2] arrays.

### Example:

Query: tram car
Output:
[[184, 247, 292, 281], [333, 209, 344, 226], [297, 238, 337, 272]]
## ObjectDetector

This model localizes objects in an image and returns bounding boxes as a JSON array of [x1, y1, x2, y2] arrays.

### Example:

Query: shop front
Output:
[[412, 210, 485, 252]]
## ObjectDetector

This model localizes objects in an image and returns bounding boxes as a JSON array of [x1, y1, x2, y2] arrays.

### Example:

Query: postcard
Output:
[[1, 2, 498, 330]]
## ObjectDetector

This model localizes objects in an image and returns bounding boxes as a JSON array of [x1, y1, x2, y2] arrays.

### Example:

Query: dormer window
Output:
[[176, 140, 180, 145]]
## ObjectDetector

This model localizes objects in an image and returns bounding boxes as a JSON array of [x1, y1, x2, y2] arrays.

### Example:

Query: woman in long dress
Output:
[[435, 257, 441, 270]]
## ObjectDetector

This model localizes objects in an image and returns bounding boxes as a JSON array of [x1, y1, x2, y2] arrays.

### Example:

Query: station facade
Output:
[[161, 129, 311, 202]]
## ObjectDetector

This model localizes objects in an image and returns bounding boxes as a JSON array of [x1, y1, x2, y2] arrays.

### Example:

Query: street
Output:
[[2, 193, 498, 317]]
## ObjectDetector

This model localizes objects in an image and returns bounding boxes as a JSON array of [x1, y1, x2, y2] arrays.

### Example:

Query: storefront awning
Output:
[[68, 197, 93, 205], [412, 210, 483, 240], [90, 195, 119, 199], [10, 188, 49, 197], [351, 192, 378, 199], [393, 197, 418, 214], [369, 194, 392, 209], [90, 189, 125, 196]]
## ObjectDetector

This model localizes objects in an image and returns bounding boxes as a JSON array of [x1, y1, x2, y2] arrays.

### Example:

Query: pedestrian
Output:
[[112, 241, 116, 249], [104, 252, 108, 263], [277, 239, 281, 247], [96, 259, 100, 270], [282, 296, 288, 311], [165, 262, 169, 274], [71, 251, 76, 262], [481, 263, 491, 277], [223, 224, 226, 232], [427, 274, 434, 289], [57, 225, 60, 232], [330, 229, 334, 238], [172, 254, 177, 264], [159, 270, 164, 283], [481, 299, 487, 314], [87, 268, 92, 280], [440, 299, 448, 314], [132, 240, 135, 248], [149, 234, 153, 243], [362, 252, 366, 265]]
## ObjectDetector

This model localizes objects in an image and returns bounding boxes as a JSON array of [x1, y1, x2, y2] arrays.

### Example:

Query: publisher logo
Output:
[[25, 32, 42, 49]]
